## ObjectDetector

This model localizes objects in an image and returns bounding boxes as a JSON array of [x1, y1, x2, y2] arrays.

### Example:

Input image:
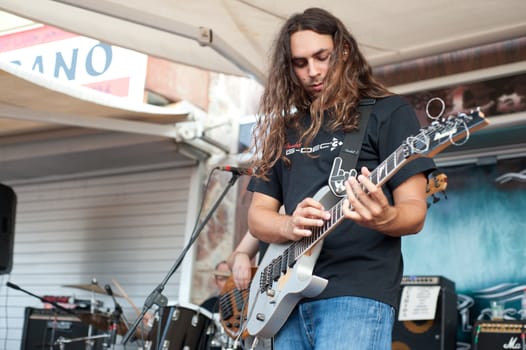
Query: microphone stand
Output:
[[108, 305, 122, 349], [5, 282, 81, 350], [122, 172, 242, 346], [6, 281, 78, 315], [105, 285, 125, 349]]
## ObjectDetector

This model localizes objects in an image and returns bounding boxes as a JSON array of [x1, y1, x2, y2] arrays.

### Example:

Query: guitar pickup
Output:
[[281, 251, 289, 273], [259, 266, 271, 293], [272, 256, 282, 281]]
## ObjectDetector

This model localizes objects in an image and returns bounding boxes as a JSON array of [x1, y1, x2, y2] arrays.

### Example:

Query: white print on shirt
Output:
[[284, 137, 343, 156], [329, 156, 357, 197]]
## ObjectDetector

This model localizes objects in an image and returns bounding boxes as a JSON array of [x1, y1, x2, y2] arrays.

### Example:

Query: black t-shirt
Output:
[[248, 95, 436, 308]]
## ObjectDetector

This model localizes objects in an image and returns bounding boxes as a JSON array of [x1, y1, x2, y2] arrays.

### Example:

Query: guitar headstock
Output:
[[405, 109, 489, 159], [426, 172, 448, 207]]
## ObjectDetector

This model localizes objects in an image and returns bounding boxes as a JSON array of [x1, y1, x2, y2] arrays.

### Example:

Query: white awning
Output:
[[0, 60, 223, 154], [1, 0, 525, 84], [0, 60, 226, 182]]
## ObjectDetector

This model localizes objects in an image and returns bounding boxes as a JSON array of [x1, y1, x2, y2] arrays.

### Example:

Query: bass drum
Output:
[[146, 303, 215, 350]]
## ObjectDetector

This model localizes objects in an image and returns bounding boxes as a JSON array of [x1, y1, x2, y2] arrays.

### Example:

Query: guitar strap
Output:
[[328, 98, 376, 197]]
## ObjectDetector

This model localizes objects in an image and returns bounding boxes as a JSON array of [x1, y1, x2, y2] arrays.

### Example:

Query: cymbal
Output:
[[63, 283, 122, 297], [76, 312, 128, 335]]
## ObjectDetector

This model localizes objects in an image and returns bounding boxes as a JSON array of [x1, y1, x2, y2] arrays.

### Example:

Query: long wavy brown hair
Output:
[[250, 7, 392, 179]]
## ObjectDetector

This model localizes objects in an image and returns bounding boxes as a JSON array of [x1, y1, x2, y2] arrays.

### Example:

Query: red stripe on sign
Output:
[[83, 77, 131, 97], [0, 25, 78, 53]]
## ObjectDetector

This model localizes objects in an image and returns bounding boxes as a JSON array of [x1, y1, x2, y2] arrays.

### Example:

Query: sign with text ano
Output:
[[0, 25, 147, 101]]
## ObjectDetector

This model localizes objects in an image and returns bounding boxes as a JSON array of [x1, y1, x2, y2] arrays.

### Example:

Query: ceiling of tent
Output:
[[1, 0, 525, 83]]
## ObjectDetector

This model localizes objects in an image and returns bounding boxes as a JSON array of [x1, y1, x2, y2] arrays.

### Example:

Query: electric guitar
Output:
[[218, 172, 447, 340], [218, 268, 256, 340], [246, 109, 488, 338]]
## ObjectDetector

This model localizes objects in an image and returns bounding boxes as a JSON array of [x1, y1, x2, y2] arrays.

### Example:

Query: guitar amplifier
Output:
[[392, 276, 457, 350], [20, 307, 104, 350], [472, 321, 526, 350]]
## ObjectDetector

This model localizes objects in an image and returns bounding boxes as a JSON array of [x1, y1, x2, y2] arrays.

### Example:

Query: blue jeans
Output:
[[274, 296, 394, 350]]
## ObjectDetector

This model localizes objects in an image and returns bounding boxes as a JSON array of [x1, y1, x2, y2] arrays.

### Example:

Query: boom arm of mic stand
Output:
[[6, 282, 77, 316], [122, 172, 241, 345]]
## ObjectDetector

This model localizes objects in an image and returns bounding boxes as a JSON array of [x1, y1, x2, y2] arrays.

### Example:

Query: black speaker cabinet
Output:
[[472, 320, 526, 350], [0, 183, 16, 274], [20, 307, 104, 350], [392, 276, 457, 350]]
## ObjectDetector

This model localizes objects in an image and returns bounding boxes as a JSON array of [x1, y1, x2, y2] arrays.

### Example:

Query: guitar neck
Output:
[[290, 143, 411, 264]]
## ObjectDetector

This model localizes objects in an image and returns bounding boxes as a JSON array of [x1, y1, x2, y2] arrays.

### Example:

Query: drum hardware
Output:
[[76, 311, 128, 335], [62, 282, 124, 297], [109, 278, 154, 342], [173, 307, 181, 321], [207, 320, 217, 336], [76, 279, 101, 350], [9, 279, 153, 350], [6, 281, 108, 350], [58, 294, 129, 349], [139, 306, 247, 350], [248, 337, 259, 350], [54, 333, 110, 350], [7, 279, 138, 350]]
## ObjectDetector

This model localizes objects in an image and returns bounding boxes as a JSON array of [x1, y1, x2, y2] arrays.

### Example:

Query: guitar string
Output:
[[219, 288, 247, 320], [219, 282, 253, 341]]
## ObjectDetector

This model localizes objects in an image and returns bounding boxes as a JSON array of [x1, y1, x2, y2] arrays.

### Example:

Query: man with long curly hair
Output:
[[246, 7, 436, 350]]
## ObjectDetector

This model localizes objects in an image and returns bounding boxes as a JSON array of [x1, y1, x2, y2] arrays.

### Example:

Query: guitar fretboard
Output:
[[293, 142, 412, 259]]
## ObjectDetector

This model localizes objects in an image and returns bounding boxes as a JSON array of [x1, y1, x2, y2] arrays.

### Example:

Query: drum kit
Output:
[[141, 303, 241, 350], [49, 281, 130, 350], [51, 282, 241, 350]]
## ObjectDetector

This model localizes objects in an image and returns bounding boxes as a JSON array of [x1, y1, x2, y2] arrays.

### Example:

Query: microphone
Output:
[[216, 165, 254, 176], [6, 281, 21, 290]]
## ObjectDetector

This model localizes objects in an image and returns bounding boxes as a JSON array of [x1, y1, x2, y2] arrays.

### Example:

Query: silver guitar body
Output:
[[246, 186, 340, 338]]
